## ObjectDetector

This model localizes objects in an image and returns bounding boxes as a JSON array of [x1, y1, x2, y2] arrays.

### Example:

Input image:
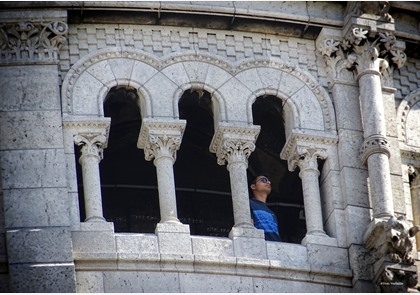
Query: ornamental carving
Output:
[[364, 216, 420, 292], [74, 134, 107, 161], [210, 123, 260, 167], [359, 134, 391, 165], [289, 147, 327, 173], [216, 139, 256, 167], [318, 27, 406, 85], [0, 21, 68, 62], [144, 133, 183, 162], [137, 119, 186, 162]]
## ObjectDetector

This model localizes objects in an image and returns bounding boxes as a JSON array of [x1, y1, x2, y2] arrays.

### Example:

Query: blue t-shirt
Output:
[[250, 198, 281, 242]]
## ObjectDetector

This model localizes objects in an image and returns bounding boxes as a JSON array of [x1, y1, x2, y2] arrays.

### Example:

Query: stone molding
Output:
[[0, 20, 68, 64], [280, 129, 338, 170], [63, 116, 111, 148], [137, 118, 186, 162], [397, 88, 420, 145], [359, 134, 392, 165], [209, 123, 260, 166]]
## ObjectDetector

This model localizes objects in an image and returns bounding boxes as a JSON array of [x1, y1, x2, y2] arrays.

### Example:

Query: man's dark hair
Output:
[[249, 173, 271, 185]]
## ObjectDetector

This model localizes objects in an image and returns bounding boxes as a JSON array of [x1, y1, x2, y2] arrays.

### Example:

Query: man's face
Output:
[[252, 176, 272, 194]]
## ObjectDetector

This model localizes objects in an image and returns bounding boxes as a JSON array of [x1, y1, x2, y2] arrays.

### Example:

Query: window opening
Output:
[[175, 89, 233, 237], [99, 86, 159, 233], [249, 95, 306, 243]]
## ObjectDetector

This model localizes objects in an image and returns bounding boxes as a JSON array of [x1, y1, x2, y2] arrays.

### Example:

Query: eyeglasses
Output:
[[257, 177, 270, 183]]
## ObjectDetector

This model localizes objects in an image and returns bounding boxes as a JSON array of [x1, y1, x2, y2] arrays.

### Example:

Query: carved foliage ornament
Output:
[[74, 133, 107, 161], [144, 133, 182, 162], [318, 28, 406, 83], [0, 21, 68, 62], [216, 139, 256, 167]]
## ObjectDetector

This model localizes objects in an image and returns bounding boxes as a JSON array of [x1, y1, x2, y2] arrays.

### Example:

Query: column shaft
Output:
[[154, 155, 179, 223], [227, 161, 253, 228], [299, 168, 325, 235], [367, 153, 394, 218], [79, 154, 105, 221]]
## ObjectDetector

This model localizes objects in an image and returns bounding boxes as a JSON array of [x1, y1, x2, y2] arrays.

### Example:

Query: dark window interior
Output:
[[175, 89, 233, 237], [76, 87, 307, 243], [249, 95, 306, 243]]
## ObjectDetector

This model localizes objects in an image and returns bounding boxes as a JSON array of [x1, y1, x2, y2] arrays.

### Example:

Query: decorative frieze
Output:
[[0, 21, 68, 63]]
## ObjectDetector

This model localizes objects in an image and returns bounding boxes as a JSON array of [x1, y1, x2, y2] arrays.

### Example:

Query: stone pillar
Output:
[[280, 132, 338, 247], [138, 119, 186, 224], [357, 53, 394, 218], [0, 10, 76, 292], [291, 147, 327, 237], [318, 27, 406, 220], [74, 134, 107, 222], [409, 165, 420, 251], [210, 124, 260, 231], [137, 118, 192, 255], [210, 123, 267, 258]]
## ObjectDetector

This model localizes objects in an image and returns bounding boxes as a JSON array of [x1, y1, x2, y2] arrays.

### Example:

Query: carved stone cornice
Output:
[[0, 20, 68, 63], [137, 118, 186, 162], [360, 134, 391, 165], [280, 129, 338, 167], [209, 123, 260, 167], [63, 116, 111, 148]]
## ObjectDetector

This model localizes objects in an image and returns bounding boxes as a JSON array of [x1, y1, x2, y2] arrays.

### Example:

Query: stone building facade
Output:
[[0, 1, 420, 292]]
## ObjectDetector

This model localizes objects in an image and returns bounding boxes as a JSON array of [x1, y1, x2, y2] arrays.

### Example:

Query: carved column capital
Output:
[[209, 123, 260, 168], [137, 118, 186, 163], [360, 134, 391, 166], [74, 133, 107, 161], [0, 20, 68, 63], [318, 27, 406, 85], [289, 147, 327, 176]]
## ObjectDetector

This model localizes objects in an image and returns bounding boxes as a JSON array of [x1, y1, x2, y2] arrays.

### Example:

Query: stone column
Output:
[[210, 124, 260, 230], [409, 165, 420, 251], [318, 27, 406, 220], [74, 134, 107, 222], [210, 123, 267, 258], [291, 147, 327, 237], [356, 48, 394, 218], [137, 118, 192, 255], [137, 119, 186, 224]]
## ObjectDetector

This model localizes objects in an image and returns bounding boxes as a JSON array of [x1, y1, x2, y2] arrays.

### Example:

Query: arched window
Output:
[[175, 90, 233, 237], [249, 95, 307, 243], [99, 86, 159, 233]]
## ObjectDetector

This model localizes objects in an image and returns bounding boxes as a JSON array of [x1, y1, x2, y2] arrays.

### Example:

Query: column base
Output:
[[301, 233, 338, 247], [72, 222, 116, 257]]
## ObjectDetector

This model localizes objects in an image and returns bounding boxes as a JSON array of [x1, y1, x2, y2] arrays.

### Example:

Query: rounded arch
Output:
[[397, 88, 420, 147], [233, 59, 336, 134], [63, 48, 336, 136], [62, 47, 159, 118]]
